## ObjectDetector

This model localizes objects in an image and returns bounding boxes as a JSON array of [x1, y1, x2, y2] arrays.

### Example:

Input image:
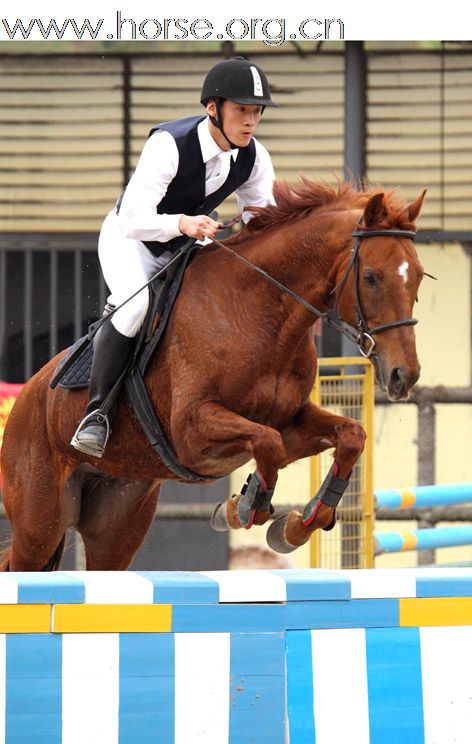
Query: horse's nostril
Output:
[[390, 367, 406, 390], [387, 365, 420, 399]]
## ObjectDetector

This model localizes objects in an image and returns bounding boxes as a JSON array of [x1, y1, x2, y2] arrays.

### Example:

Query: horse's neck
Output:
[[245, 211, 354, 317]]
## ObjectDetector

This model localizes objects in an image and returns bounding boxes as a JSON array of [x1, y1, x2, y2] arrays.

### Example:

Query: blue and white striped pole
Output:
[[375, 482, 472, 510], [375, 525, 472, 554]]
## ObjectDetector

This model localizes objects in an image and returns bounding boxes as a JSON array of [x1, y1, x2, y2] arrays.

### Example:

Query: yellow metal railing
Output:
[[309, 357, 375, 568]]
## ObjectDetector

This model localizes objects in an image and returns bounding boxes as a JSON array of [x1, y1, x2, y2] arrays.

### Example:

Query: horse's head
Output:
[[333, 189, 426, 400]]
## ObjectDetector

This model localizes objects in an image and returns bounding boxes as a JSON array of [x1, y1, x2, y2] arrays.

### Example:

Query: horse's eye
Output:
[[363, 270, 377, 287]]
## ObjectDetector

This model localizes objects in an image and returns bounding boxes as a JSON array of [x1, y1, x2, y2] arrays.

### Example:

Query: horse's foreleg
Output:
[[177, 402, 287, 531], [267, 401, 366, 553]]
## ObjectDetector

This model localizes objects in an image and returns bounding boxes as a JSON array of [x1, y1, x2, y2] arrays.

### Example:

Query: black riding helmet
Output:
[[201, 56, 277, 107], [201, 56, 277, 148]]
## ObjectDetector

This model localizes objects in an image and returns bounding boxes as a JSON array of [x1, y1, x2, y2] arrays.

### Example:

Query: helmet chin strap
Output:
[[209, 99, 239, 150]]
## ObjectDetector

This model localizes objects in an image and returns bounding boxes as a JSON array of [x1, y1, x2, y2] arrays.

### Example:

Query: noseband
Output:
[[326, 223, 418, 358], [212, 221, 418, 358]]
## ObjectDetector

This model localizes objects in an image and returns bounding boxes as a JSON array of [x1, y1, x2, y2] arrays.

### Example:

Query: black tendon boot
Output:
[[70, 320, 135, 458]]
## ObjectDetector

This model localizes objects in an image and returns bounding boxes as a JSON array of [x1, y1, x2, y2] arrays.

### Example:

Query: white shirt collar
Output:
[[198, 117, 239, 163]]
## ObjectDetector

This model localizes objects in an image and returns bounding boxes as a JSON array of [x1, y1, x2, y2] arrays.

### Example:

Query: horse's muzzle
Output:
[[386, 365, 420, 401]]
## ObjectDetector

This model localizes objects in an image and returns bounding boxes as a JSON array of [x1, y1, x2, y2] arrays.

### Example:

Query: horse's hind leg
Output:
[[266, 401, 366, 553], [0, 462, 74, 572], [77, 478, 161, 569], [1, 527, 67, 572]]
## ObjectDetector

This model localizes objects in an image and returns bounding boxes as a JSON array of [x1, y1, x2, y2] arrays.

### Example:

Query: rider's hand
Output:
[[179, 214, 221, 241]]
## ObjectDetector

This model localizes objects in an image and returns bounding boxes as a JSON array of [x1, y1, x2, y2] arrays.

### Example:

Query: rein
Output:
[[211, 221, 418, 359]]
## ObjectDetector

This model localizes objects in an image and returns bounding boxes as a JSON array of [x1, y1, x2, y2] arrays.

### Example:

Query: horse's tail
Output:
[[42, 534, 67, 571], [0, 534, 67, 572]]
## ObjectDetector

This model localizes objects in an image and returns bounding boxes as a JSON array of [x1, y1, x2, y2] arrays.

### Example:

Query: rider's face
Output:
[[206, 100, 263, 150]]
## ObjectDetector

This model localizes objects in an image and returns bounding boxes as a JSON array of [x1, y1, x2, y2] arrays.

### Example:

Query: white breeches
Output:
[[98, 210, 173, 337]]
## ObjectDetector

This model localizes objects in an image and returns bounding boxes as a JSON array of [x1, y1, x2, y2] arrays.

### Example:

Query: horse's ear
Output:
[[407, 189, 427, 223], [363, 192, 388, 227]]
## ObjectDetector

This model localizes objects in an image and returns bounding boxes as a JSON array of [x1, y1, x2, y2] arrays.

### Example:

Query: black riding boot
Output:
[[70, 320, 135, 458]]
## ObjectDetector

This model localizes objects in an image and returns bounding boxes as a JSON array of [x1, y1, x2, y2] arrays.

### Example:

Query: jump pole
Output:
[[0, 568, 472, 743], [375, 482, 472, 510], [374, 482, 472, 555], [375, 525, 472, 554]]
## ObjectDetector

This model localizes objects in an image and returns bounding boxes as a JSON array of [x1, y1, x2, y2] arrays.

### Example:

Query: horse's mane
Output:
[[228, 177, 414, 245]]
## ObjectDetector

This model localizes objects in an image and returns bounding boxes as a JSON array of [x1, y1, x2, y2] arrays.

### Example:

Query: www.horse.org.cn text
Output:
[[1, 13, 345, 43]]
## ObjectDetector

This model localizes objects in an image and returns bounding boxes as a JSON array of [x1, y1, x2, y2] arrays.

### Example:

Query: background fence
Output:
[[1, 44, 472, 232], [310, 357, 375, 569]]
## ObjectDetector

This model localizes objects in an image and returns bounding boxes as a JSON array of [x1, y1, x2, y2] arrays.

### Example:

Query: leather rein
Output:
[[212, 219, 418, 359]]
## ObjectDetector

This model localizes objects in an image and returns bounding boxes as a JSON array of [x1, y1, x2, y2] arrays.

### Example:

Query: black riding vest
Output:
[[117, 115, 257, 257]]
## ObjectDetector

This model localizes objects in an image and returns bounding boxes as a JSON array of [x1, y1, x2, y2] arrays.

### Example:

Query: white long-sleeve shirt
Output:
[[117, 116, 276, 243]]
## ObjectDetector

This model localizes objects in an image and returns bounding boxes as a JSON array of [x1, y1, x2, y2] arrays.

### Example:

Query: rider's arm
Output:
[[117, 130, 185, 242]]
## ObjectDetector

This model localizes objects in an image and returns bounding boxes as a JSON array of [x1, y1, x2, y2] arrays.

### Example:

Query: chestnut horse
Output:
[[0, 179, 425, 570]]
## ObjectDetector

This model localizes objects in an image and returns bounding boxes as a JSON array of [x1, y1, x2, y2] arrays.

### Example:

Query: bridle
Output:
[[326, 222, 418, 358], [211, 219, 418, 359]]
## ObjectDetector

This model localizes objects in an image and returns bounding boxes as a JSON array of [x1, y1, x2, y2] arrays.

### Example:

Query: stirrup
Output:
[[70, 410, 110, 458]]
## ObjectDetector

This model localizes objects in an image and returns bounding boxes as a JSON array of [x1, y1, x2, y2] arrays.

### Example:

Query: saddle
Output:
[[51, 247, 212, 482]]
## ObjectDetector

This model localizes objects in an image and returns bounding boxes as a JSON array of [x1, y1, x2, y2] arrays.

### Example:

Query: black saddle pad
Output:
[[55, 337, 93, 388]]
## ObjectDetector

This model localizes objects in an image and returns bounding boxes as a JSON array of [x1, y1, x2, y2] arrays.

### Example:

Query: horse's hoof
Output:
[[266, 514, 298, 554], [210, 502, 230, 532]]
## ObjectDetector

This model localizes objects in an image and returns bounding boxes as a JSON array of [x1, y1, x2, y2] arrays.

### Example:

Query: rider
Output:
[[71, 56, 277, 458]]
